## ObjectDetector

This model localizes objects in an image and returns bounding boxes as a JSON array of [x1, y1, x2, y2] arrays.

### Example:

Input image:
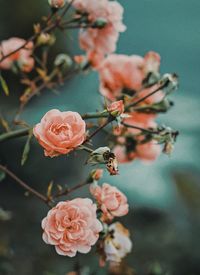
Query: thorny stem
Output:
[[0, 164, 51, 206], [53, 180, 90, 199]]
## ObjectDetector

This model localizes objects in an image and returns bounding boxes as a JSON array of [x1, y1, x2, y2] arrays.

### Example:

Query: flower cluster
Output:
[[41, 173, 131, 264], [70, 0, 126, 68], [0, 0, 179, 272]]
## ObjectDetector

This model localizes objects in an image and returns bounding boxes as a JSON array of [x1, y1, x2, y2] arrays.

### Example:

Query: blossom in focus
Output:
[[0, 37, 34, 72], [98, 51, 161, 101], [48, 0, 66, 8], [90, 183, 129, 221], [33, 109, 86, 157], [42, 198, 102, 256], [107, 100, 124, 117], [71, 0, 126, 67], [103, 222, 132, 263]]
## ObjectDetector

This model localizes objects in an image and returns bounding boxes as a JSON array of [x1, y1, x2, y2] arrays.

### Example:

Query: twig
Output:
[[0, 164, 51, 206]]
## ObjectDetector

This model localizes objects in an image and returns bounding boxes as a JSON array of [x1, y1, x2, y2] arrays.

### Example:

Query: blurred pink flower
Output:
[[113, 145, 136, 164], [42, 198, 102, 257], [98, 54, 144, 100], [0, 37, 34, 72], [90, 183, 129, 221], [136, 141, 162, 163], [98, 52, 161, 101], [71, 0, 126, 67], [33, 109, 86, 157]]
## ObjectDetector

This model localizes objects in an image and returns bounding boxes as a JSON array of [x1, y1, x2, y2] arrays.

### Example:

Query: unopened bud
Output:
[[107, 100, 124, 117], [54, 54, 73, 68]]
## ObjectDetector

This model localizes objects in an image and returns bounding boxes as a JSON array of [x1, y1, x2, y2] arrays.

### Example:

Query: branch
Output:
[[0, 164, 51, 206], [125, 83, 167, 111], [0, 0, 75, 64], [0, 111, 111, 143], [53, 180, 90, 199]]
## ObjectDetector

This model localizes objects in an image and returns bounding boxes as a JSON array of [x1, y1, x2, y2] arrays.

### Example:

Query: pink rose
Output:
[[33, 109, 86, 157], [98, 51, 161, 100], [98, 54, 144, 100], [136, 141, 161, 162], [107, 100, 124, 117], [71, 0, 126, 67], [42, 198, 102, 257], [90, 183, 129, 221], [0, 37, 34, 72]]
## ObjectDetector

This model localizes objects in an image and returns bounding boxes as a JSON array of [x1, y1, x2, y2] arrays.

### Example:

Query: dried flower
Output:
[[101, 222, 132, 264]]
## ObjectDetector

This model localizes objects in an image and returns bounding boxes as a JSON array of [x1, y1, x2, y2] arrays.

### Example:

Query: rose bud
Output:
[[90, 169, 104, 181], [107, 100, 125, 117]]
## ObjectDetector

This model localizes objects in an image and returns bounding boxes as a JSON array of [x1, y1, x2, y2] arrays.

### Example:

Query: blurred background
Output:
[[0, 0, 200, 274]]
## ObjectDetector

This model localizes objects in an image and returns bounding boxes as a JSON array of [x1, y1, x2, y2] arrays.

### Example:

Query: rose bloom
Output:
[[71, 0, 126, 67], [33, 109, 86, 157], [104, 222, 132, 263], [90, 183, 129, 221], [107, 100, 124, 117], [42, 198, 102, 257], [0, 37, 34, 72], [98, 51, 161, 101]]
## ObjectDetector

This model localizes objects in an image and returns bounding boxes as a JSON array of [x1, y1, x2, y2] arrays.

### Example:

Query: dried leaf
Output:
[[36, 67, 47, 79], [21, 130, 33, 166], [0, 74, 9, 96], [47, 181, 54, 199]]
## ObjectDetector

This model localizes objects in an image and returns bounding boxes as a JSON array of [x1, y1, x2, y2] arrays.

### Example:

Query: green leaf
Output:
[[0, 74, 9, 96], [0, 170, 6, 182], [21, 130, 33, 166]]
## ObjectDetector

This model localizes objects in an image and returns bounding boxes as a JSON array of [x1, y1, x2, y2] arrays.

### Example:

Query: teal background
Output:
[[0, 0, 200, 274]]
